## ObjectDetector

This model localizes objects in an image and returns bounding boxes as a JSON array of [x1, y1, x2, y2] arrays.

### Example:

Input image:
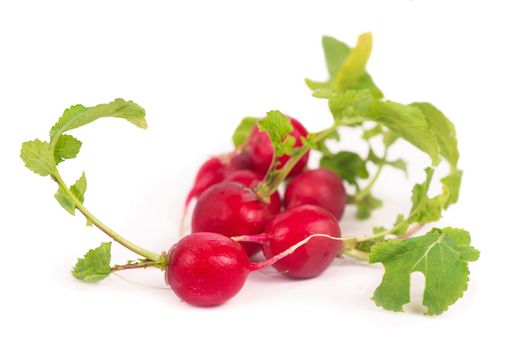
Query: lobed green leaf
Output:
[[320, 151, 369, 184], [72, 242, 112, 283], [369, 227, 479, 315], [20, 140, 55, 176], [54, 134, 82, 164], [258, 110, 295, 156]]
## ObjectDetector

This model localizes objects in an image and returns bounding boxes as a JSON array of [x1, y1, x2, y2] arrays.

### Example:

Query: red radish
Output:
[[166, 232, 252, 306], [262, 204, 343, 278], [226, 151, 252, 174], [191, 181, 277, 256], [285, 168, 347, 220], [225, 169, 282, 215], [246, 116, 309, 177], [166, 231, 342, 306], [184, 157, 227, 208]]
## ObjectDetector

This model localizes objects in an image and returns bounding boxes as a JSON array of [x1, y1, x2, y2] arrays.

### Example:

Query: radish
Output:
[[184, 152, 252, 208], [184, 157, 227, 208], [225, 169, 282, 215], [191, 181, 278, 256], [166, 231, 341, 306], [165, 232, 252, 306], [246, 116, 309, 177], [262, 204, 343, 278], [284, 168, 347, 220]]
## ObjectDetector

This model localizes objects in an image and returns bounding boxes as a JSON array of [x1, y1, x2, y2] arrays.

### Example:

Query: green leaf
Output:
[[72, 242, 112, 283], [409, 168, 446, 223], [362, 124, 383, 140], [389, 214, 410, 235], [322, 35, 351, 77], [306, 34, 382, 98], [387, 158, 408, 174], [50, 98, 146, 140], [442, 170, 462, 206], [20, 139, 55, 176], [54, 134, 82, 164], [232, 117, 259, 148], [332, 32, 373, 92], [257, 110, 294, 156], [328, 89, 374, 120], [369, 227, 479, 315], [54, 173, 87, 215], [368, 101, 440, 165], [411, 102, 459, 169], [320, 151, 369, 184], [356, 194, 382, 220]]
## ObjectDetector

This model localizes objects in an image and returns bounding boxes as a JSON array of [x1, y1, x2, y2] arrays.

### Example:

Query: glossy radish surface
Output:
[[191, 182, 276, 256], [165, 232, 252, 307], [184, 157, 227, 207], [246, 116, 309, 177], [285, 168, 347, 220], [225, 169, 282, 215], [262, 204, 343, 278]]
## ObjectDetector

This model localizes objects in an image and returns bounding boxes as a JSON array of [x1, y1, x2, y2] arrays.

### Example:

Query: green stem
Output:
[[255, 117, 364, 199], [355, 145, 389, 202], [52, 169, 162, 262], [342, 248, 370, 261], [112, 260, 158, 272]]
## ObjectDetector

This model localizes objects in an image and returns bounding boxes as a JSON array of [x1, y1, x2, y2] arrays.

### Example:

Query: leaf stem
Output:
[[52, 169, 162, 262], [355, 145, 389, 202], [112, 260, 158, 272], [255, 117, 364, 199]]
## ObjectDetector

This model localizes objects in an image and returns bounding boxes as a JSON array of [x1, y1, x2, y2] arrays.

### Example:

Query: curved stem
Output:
[[52, 169, 162, 262], [355, 145, 389, 202]]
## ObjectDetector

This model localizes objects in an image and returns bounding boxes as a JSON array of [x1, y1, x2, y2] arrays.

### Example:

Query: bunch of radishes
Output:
[[21, 32, 478, 315], [172, 116, 346, 306]]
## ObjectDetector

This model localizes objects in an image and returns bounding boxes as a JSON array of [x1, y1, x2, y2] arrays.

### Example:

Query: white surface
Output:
[[1, 0, 503, 349]]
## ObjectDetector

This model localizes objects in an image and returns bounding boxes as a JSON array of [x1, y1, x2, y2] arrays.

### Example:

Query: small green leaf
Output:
[[320, 151, 369, 184], [306, 34, 382, 98], [72, 242, 112, 283], [54, 173, 87, 216], [54, 134, 82, 164], [369, 227, 479, 315], [387, 158, 408, 174], [70, 172, 87, 203], [332, 32, 373, 92], [50, 98, 146, 140], [411, 102, 459, 169], [442, 170, 462, 206], [55, 186, 75, 215], [409, 168, 445, 223], [356, 194, 382, 219], [389, 214, 409, 236], [362, 124, 383, 140], [232, 117, 259, 148], [257, 110, 294, 156], [20, 139, 55, 176]]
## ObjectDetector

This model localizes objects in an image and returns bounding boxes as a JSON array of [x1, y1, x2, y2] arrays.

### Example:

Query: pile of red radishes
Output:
[[169, 116, 346, 306]]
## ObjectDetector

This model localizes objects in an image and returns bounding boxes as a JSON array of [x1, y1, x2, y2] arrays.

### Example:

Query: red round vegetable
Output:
[[165, 232, 252, 307], [184, 157, 227, 207], [246, 116, 309, 177], [225, 169, 282, 215], [262, 204, 343, 278], [191, 181, 277, 256], [284, 168, 347, 220]]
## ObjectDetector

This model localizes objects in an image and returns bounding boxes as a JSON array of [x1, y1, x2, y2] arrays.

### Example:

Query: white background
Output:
[[1, 0, 504, 349]]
